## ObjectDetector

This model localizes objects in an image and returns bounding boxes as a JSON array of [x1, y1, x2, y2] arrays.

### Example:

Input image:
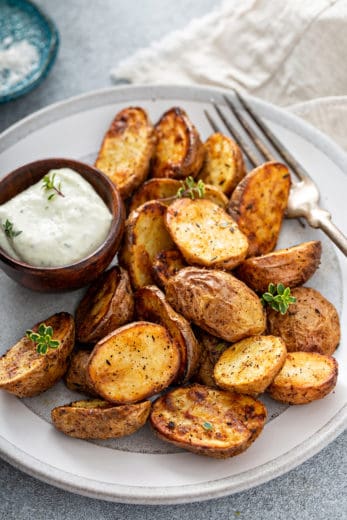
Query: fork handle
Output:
[[307, 208, 347, 256]]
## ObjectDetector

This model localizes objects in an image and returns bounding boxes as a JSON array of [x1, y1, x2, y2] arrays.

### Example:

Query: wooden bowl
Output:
[[0, 158, 125, 292]]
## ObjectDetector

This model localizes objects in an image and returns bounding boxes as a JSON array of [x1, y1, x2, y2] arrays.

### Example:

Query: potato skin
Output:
[[267, 352, 338, 404], [152, 249, 186, 290], [0, 313, 75, 398], [228, 161, 291, 256], [197, 132, 245, 196], [76, 266, 134, 344], [64, 350, 98, 396], [152, 107, 205, 179], [194, 330, 229, 387], [236, 241, 322, 293], [135, 285, 201, 383], [51, 399, 151, 439], [95, 107, 156, 198], [267, 287, 340, 356], [166, 267, 266, 342]]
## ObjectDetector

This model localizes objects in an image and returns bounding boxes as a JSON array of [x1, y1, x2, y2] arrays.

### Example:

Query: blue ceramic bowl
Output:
[[0, 0, 59, 103]]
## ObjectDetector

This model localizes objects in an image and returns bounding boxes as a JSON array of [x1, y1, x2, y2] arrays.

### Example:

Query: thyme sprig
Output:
[[261, 283, 296, 315], [42, 173, 65, 200], [2, 219, 22, 239], [26, 323, 60, 355], [176, 177, 205, 199]]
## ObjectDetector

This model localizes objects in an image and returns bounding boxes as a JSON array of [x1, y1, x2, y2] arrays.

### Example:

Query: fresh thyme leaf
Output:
[[176, 177, 206, 200], [26, 323, 60, 355], [2, 219, 22, 239], [261, 283, 296, 314], [202, 421, 213, 430], [42, 173, 65, 200]]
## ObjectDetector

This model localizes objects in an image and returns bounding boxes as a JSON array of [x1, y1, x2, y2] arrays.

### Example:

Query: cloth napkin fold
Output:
[[111, 0, 347, 151]]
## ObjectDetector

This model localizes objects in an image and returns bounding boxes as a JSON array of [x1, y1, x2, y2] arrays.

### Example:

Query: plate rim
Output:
[[0, 83, 346, 504]]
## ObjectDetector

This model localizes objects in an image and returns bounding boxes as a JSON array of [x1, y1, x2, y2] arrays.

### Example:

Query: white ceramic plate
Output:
[[0, 85, 346, 505]]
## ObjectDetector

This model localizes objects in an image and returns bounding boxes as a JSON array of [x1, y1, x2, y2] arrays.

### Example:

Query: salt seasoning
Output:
[[0, 36, 39, 93]]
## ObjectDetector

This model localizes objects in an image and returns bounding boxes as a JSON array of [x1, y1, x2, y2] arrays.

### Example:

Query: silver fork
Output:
[[204, 91, 347, 256]]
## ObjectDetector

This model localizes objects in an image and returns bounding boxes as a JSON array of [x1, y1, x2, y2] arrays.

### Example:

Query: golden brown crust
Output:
[[87, 321, 181, 404], [197, 132, 246, 195], [193, 330, 229, 387], [0, 313, 75, 398], [95, 107, 156, 198], [135, 285, 201, 383], [152, 249, 186, 290], [236, 241, 322, 293], [228, 161, 291, 256], [64, 350, 98, 396], [51, 399, 151, 439], [151, 107, 205, 179], [267, 352, 338, 404], [267, 287, 340, 356], [75, 266, 134, 344], [166, 267, 266, 342]]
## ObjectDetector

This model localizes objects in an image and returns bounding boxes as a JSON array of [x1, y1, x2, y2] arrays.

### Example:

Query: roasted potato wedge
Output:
[[197, 132, 245, 195], [166, 267, 266, 342], [76, 266, 134, 344], [130, 178, 228, 212], [267, 352, 338, 404], [267, 287, 340, 356], [166, 198, 248, 270], [64, 350, 98, 396], [214, 335, 287, 396], [152, 249, 186, 289], [236, 241, 322, 293], [119, 200, 175, 289], [95, 106, 156, 198], [150, 384, 266, 458], [228, 161, 291, 256], [152, 107, 205, 179], [135, 285, 201, 383], [87, 321, 180, 404], [51, 398, 151, 439], [194, 330, 229, 387], [0, 313, 74, 398]]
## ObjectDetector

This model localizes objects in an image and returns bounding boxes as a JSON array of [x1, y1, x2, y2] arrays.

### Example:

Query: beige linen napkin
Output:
[[111, 0, 347, 150]]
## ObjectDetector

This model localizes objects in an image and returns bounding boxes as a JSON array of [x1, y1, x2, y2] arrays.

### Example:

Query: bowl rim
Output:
[[0, 157, 124, 272]]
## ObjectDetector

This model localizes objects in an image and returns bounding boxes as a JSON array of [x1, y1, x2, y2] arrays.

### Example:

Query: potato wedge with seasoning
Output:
[[267, 287, 340, 356], [152, 249, 186, 290], [135, 285, 201, 383], [236, 241, 322, 293], [95, 107, 156, 198], [194, 330, 228, 387], [166, 267, 266, 342], [76, 266, 134, 344], [228, 161, 291, 256], [130, 177, 228, 212], [51, 398, 151, 439], [87, 322, 181, 404], [150, 384, 266, 458], [0, 312, 74, 398], [64, 350, 98, 396], [152, 107, 205, 179], [166, 198, 248, 270], [119, 200, 175, 289], [214, 335, 287, 396], [267, 352, 338, 404], [197, 132, 245, 195]]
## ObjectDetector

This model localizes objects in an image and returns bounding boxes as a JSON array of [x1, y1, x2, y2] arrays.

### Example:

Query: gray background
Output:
[[0, 1, 346, 518]]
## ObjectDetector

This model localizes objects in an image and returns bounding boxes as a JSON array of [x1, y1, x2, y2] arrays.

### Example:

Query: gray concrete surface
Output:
[[0, 1, 346, 518]]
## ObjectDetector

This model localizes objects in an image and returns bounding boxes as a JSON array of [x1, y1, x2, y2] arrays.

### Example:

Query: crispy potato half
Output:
[[76, 266, 134, 344], [119, 200, 175, 289], [194, 330, 229, 387], [150, 384, 266, 458], [87, 321, 181, 404], [166, 267, 266, 342], [0, 312, 74, 398], [267, 352, 338, 404], [135, 285, 201, 383], [228, 161, 291, 256], [64, 350, 97, 396], [267, 287, 340, 356], [197, 132, 245, 196], [236, 241, 322, 293], [95, 106, 156, 198], [152, 249, 186, 290], [51, 398, 151, 439], [152, 107, 205, 179], [130, 178, 228, 212], [166, 198, 248, 270], [214, 335, 287, 396]]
